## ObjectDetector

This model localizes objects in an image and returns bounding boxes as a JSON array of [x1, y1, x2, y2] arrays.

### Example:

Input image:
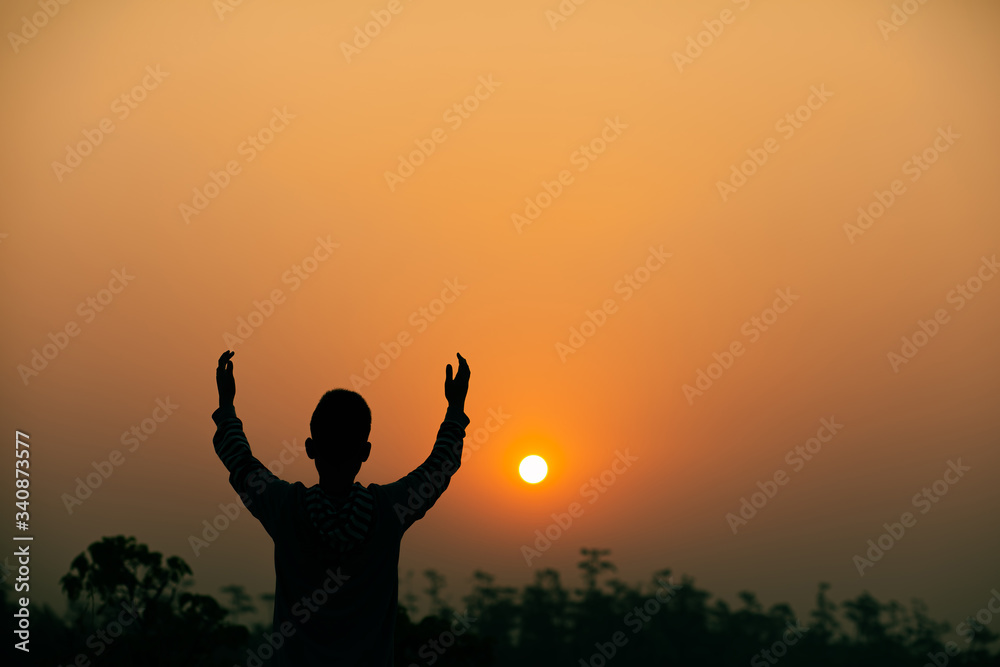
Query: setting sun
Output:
[[519, 455, 548, 484]]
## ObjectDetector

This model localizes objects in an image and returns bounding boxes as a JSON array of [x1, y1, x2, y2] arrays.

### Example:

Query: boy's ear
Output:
[[361, 441, 371, 463], [305, 437, 314, 460]]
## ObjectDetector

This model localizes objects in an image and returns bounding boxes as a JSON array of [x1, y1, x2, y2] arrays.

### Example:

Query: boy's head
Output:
[[305, 389, 372, 478]]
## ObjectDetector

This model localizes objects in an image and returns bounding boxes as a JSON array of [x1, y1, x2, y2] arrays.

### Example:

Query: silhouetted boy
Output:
[[213, 350, 471, 665]]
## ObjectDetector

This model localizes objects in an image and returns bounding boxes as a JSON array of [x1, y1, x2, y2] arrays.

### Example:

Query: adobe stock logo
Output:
[[214, 0, 250, 21], [51, 65, 170, 182], [222, 236, 339, 347], [544, 0, 591, 31], [384, 76, 500, 192], [683, 288, 800, 405], [577, 576, 683, 666], [512, 117, 627, 234], [349, 278, 467, 390], [190, 440, 305, 556], [923, 589, 1000, 667], [726, 417, 844, 534], [555, 245, 671, 362], [671, 0, 754, 73], [877, 0, 934, 40], [179, 107, 295, 224], [61, 397, 179, 514], [886, 254, 997, 373], [843, 126, 959, 244], [852, 459, 970, 576], [716, 86, 833, 203], [17, 268, 135, 386], [8, 0, 73, 54], [340, 0, 416, 64], [521, 449, 638, 566]]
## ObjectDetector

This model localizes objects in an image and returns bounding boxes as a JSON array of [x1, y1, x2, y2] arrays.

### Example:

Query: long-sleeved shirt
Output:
[[211, 403, 470, 666]]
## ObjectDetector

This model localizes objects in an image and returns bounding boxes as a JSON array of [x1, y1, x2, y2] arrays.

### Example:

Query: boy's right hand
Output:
[[444, 353, 470, 408]]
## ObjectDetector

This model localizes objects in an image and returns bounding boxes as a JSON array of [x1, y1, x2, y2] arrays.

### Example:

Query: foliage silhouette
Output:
[[4, 537, 999, 666]]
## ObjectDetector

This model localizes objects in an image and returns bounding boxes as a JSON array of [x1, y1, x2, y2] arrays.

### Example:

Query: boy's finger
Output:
[[446, 364, 453, 382]]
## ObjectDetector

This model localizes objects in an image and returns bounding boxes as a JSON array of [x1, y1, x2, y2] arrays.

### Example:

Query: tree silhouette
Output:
[[220, 584, 256, 626], [48, 535, 248, 666], [9, 535, 999, 666]]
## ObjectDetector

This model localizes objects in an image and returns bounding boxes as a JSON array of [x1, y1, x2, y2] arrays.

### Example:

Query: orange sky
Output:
[[2, 0, 999, 629]]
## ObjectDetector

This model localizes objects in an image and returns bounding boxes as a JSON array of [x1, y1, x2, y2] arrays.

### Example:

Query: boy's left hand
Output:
[[216, 350, 236, 408]]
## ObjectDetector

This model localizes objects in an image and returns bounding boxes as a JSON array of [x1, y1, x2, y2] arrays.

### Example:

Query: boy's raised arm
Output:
[[212, 351, 289, 529], [385, 353, 471, 530]]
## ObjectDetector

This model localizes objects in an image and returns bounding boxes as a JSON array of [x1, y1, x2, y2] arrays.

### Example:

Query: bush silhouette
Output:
[[3, 536, 998, 666]]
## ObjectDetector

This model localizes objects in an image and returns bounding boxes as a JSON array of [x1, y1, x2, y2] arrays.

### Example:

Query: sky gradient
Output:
[[2, 0, 999, 633]]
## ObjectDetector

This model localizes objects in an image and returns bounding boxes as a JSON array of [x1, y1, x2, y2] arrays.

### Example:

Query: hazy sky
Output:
[[2, 0, 999, 632]]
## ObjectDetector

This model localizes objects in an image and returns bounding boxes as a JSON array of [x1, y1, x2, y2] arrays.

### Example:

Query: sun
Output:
[[519, 455, 548, 484]]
